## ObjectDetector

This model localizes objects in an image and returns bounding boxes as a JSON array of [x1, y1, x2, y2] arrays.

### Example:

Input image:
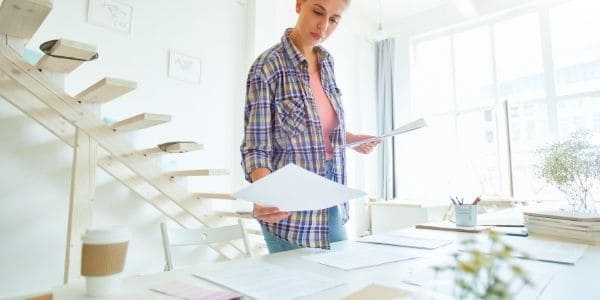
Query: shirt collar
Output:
[[281, 28, 331, 70]]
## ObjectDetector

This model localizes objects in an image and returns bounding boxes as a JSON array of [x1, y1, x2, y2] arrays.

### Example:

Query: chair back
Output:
[[160, 219, 251, 271]]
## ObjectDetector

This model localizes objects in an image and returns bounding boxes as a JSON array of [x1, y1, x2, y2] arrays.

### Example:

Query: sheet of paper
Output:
[[302, 244, 420, 270], [150, 281, 241, 300], [341, 118, 426, 148], [458, 235, 588, 264], [404, 262, 555, 300], [195, 264, 343, 300], [357, 234, 452, 249], [233, 163, 366, 211], [342, 283, 414, 300]]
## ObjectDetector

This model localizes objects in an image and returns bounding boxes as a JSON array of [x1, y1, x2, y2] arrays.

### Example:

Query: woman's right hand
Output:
[[253, 203, 291, 223]]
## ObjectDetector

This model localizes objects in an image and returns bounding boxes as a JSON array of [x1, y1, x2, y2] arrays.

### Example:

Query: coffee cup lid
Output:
[[82, 227, 129, 244]]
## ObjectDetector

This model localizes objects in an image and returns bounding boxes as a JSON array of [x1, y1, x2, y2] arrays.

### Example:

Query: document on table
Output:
[[233, 163, 366, 211], [302, 244, 420, 270], [150, 281, 241, 300], [195, 263, 343, 300], [404, 261, 555, 300], [341, 118, 426, 148], [458, 235, 587, 264], [357, 234, 452, 249]]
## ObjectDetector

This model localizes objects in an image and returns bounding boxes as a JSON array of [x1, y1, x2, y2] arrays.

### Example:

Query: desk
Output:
[[49, 228, 599, 300]]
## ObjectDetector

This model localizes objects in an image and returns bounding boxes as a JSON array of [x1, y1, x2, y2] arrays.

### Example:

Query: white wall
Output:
[[0, 0, 248, 297], [0, 0, 376, 297]]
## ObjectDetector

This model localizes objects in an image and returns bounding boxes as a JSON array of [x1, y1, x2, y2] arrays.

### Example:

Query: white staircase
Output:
[[0, 0, 264, 283]]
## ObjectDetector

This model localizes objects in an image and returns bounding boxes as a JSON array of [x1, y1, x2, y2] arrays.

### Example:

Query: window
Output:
[[550, 1, 600, 96], [399, 0, 600, 202]]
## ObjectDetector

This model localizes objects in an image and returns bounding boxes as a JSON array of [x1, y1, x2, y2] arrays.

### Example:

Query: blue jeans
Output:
[[260, 161, 348, 253]]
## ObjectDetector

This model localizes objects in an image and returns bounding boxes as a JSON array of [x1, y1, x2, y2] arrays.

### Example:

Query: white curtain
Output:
[[375, 38, 396, 200]]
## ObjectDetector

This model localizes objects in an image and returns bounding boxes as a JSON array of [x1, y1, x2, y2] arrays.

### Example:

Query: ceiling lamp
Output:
[[374, 0, 387, 41]]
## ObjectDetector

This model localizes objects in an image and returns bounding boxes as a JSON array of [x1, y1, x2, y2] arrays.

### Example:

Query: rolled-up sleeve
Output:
[[240, 71, 273, 182]]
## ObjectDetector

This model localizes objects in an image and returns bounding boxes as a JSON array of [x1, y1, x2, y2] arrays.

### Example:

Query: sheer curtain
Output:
[[375, 38, 396, 200]]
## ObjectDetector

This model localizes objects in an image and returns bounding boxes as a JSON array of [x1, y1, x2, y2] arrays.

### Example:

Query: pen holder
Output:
[[454, 204, 477, 227]]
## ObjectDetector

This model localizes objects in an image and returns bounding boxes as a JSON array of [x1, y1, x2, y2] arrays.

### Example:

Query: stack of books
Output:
[[524, 211, 600, 245]]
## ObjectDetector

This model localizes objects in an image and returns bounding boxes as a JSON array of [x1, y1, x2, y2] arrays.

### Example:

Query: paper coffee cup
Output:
[[81, 227, 129, 297]]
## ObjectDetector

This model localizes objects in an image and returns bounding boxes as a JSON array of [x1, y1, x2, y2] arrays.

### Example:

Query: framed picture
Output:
[[87, 0, 132, 33], [168, 50, 202, 84]]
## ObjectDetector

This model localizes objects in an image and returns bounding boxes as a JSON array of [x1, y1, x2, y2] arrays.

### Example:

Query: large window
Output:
[[399, 0, 600, 202]]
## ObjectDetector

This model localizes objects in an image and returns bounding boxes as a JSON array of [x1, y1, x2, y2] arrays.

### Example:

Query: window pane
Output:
[[456, 110, 502, 195], [454, 27, 495, 109], [557, 96, 600, 140], [550, 0, 600, 95], [508, 102, 557, 200], [494, 13, 545, 102], [395, 115, 459, 201], [412, 36, 454, 115]]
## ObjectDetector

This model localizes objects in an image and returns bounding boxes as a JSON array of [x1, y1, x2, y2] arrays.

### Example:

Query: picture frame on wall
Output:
[[168, 50, 202, 84], [87, 0, 133, 34]]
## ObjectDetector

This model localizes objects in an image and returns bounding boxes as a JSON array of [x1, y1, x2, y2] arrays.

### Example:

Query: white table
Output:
[[50, 228, 600, 300]]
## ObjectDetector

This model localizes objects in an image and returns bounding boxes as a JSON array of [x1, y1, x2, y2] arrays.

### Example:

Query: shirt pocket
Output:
[[276, 98, 307, 138]]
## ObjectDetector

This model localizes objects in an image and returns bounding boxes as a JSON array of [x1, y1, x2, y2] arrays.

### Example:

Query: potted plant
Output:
[[534, 130, 600, 213]]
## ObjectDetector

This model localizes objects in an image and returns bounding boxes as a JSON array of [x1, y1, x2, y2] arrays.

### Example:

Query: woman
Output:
[[240, 0, 379, 253]]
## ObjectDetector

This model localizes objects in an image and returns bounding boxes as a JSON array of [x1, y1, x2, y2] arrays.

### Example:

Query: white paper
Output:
[[357, 234, 452, 249], [195, 264, 344, 300], [302, 245, 420, 270], [233, 163, 366, 211], [341, 118, 426, 148], [459, 235, 587, 264], [404, 262, 554, 300]]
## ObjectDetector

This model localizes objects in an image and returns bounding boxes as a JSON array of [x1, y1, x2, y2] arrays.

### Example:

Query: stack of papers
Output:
[[524, 211, 600, 245], [233, 163, 366, 211]]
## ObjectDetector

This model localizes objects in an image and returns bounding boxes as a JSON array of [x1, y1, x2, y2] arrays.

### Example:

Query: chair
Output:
[[160, 219, 252, 271]]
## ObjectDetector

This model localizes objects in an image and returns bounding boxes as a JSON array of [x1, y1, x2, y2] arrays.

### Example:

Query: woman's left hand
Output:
[[347, 133, 380, 154]]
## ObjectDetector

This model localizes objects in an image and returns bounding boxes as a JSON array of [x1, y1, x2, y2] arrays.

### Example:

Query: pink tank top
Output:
[[309, 71, 338, 160]]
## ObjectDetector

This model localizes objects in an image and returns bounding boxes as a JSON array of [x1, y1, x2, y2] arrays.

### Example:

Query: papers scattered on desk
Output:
[[458, 235, 587, 265], [233, 163, 366, 211], [302, 244, 420, 270], [150, 281, 241, 300], [194, 263, 343, 300], [357, 234, 452, 249], [341, 118, 426, 148]]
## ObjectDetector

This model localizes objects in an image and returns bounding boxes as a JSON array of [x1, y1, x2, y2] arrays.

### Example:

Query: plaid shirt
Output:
[[240, 28, 348, 249]]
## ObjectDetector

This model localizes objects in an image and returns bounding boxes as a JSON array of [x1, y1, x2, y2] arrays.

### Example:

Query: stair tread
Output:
[[76, 77, 137, 103], [35, 39, 98, 73], [111, 113, 171, 131], [158, 141, 203, 153], [0, 0, 53, 39], [170, 169, 230, 176]]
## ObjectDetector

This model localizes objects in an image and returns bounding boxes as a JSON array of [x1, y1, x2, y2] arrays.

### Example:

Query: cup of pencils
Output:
[[451, 196, 480, 227]]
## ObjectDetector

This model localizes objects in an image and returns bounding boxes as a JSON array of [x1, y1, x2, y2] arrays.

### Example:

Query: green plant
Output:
[[433, 230, 533, 299], [534, 130, 600, 212]]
